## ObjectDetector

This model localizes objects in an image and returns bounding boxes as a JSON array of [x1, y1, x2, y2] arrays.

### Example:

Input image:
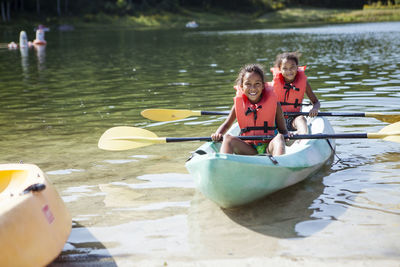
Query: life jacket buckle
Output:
[[245, 105, 262, 121]]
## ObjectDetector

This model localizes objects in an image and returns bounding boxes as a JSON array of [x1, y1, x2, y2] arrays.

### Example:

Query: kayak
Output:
[[0, 163, 71, 266], [185, 116, 335, 208]]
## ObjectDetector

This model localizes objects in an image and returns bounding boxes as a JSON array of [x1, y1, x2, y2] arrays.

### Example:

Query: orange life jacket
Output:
[[271, 66, 307, 112], [234, 85, 277, 143]]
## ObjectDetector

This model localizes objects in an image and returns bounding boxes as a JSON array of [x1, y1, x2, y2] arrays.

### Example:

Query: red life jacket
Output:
[[271, 66, 307, 112], [234, 84, 277, 143]]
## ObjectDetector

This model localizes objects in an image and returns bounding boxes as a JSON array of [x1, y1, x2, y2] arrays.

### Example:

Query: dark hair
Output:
[[274, 52, 301, 68], [235, 64, 265, 87]]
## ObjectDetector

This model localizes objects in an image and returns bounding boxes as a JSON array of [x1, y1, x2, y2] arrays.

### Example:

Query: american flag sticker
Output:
[[42, 205, 55, 224]]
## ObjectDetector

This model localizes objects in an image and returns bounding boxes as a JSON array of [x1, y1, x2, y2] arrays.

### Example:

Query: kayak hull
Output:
[[186, 117, 335, 208], [0, 164, 71, 267]]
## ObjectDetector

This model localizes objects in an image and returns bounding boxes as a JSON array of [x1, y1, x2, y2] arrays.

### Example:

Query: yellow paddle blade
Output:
[[367, 122, 400, 143], [141, 109, 201, 121], [378, 121, 400, 143], [98, 126, 166, 151], [365, 112, 400, 123]]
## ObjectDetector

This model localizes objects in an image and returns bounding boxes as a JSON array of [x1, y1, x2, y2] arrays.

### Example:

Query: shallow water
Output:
[[1, 21, 400, 265]]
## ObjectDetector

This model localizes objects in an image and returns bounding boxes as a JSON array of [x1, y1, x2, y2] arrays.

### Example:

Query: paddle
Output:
[[141, 109, 400, 123], [98, 122, 400, 151]]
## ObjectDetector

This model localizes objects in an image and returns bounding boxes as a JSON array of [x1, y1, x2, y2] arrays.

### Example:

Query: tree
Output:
[[65, 0, 68, 14], [57, 0, 60, 15], [1, 2, 6, 22], [6, 0, 9, 21]]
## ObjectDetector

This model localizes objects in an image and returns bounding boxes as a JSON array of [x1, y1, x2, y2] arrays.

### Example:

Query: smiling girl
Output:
[[271, 52, 320, 134], [211, 64, 288, 156]]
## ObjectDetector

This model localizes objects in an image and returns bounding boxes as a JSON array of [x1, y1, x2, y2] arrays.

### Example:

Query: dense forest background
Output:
[[1, 0, 398, 22]]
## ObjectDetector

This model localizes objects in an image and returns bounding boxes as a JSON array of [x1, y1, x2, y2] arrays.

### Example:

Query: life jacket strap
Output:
[[281, 82, 302, 108], [245, 105, 262, 121], [280, 99, 301, 108], [284, 83, 300, 92], [240, 121, 277, 135]]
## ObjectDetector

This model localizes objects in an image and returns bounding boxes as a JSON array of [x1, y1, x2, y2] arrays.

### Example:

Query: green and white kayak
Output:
[[185, 116, 335, 209]]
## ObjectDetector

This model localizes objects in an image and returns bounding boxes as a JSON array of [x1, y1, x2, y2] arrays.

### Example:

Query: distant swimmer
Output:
[[7, 41, 18, 49], [33, 28, 47, 45], [7, 31, 33, 50], [35, 24, 50, 32], [19, 31, 33, 48], [185, 21, 198, 28]]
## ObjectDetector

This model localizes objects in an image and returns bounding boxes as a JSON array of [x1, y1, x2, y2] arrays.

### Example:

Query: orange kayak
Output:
[[0, 163, 71, 266]]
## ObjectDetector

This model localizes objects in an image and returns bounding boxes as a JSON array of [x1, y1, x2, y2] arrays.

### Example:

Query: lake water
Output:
[[1, 21, 400, 266]]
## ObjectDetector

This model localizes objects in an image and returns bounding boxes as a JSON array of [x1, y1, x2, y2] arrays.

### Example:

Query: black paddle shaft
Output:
[[285, 112, 366, 117], [164, 133, 369, 143], [201, 111, 367, 118]]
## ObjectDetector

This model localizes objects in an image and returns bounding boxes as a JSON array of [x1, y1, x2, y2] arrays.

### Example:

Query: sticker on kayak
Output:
[[42, 204, 55, 224]]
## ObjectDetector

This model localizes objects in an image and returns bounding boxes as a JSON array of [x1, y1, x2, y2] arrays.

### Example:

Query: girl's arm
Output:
[[211, 105, 237, 141], [305, 81, 320, 117], [275, 103, 288, 135]]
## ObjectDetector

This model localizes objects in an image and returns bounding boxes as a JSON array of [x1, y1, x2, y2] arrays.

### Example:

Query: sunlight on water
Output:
[[65, 215, 189, 257], [111, 173, 195, 189], [62, 185, 106, 203], [207, 22, 400, 35], [112, 201, 191, 211], [47, 169, 84, 175]]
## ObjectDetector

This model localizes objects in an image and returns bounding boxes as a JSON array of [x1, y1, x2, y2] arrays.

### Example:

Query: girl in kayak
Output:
[[271, 52, 320, 134], [211, 64, 289, 156]]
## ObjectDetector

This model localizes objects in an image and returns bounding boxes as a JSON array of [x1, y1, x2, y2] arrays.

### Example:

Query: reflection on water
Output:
[[16, 43, 46, 79], [222, 164, 331, 238], [20, 46, 29, 76], [35, 45, 46, 71], [113, 201, 191, 211], [52, 215, 189, 267], [69, 215, 190, 255], [53, 172, 194, 264], [47, 168, 84, 175], [61, 185, 105, 204], [111, 173, 195, 189], [294, 151, 400, 238], [1, 21, 400, 264]]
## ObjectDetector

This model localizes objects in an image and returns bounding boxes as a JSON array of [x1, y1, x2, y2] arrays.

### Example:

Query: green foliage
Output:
[[1, 0, 399, 26], [157, 0, 180, 12], [364, 1, 400, 9]]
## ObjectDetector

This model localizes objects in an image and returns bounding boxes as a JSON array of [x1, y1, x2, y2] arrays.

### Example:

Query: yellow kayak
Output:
[[0, 163, 71, 267]]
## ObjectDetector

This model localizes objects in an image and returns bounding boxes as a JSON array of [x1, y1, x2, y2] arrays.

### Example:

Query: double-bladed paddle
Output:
[[98, 122, 400, 151], [140, 109, 400, 123]]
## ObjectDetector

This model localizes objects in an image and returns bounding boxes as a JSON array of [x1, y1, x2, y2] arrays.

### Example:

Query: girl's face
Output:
[[280, 59, 298, 82], [241, 71, 263, 104]]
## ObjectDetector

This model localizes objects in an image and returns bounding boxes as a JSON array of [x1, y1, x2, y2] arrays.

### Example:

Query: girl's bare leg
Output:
[[220, 134, 257, 155], [268, 133, 286, 156], [293, 115, 308, 134]]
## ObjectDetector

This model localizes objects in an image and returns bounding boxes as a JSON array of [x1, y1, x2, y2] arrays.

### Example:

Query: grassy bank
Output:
[[257, 7, 400, 25], [329, 8, 400, 23], [72, 6, 400, 28], [1, 6, 400, 31]]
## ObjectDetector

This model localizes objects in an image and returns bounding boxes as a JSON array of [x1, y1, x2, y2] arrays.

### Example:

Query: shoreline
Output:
[[122, 257, 400, 267], [1, 7, 399, 32]]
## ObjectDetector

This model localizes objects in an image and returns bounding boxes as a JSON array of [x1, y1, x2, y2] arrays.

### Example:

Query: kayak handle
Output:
[[22, 183, 46, 195]]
